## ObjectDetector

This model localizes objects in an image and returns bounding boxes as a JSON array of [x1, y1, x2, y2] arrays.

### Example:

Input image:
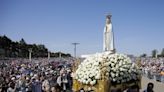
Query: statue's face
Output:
[[106, 18, 111, 24]]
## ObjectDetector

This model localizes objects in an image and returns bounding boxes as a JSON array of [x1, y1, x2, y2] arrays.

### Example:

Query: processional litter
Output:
[[72, 14, 141, 92]]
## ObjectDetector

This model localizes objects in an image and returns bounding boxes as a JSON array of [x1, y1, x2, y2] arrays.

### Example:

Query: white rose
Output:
[[120, 72, 124, 75], [111, 72, 115, 78], [88, 87, 92, 91], [88, 78, 91, 82], [106, 72, 109, 76], [82, 79, 86, 84], [111, 63, 115, 67], [115, 73, 119, 77], [95, 74, 100, 79], [90, 80, 96, 85], [113, 78, 116, 82]]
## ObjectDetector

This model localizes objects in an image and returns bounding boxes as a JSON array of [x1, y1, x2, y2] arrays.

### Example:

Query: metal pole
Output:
[[75, 45, 76, 58], [72, 43, 79, 58]]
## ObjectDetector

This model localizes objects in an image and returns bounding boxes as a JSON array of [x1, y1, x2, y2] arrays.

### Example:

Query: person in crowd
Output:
[[51, 84, 62, 92], [110, 88, 122, 92], [57, 72, 62, 87], [31, 75, 42, 92], [143, 82, 154, 92], [1, 77, 7, 92], [25, 76, 32, 92], [42, 76, 50, 92], [62, 72, 69, 92], [0, 84, 2, 92], [127, 85, 140, 92], [15, 75, 26, 92], [67, 70, 73, 91], [7, 80, 16, 92]]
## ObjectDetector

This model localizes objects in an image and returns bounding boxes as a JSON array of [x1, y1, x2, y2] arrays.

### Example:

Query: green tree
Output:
[[152, 49, 157, 58], [19, 38, 26, 45], [19, 38, 28, 57], [0, 35, 72, 58], [0, 35, 12, 57], [0, 48, 5, 57], [161, 48, 164, 57], [140, 53, 147, 57]]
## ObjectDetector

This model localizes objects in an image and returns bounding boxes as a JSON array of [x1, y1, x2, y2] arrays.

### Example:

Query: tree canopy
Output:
[[0, 35, 71, 58]]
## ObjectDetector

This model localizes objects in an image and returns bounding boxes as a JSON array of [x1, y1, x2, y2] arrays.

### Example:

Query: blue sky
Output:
[[0, 0, 164, 56]]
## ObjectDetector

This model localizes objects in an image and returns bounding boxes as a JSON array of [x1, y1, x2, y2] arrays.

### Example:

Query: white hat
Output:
[[26, 77, 29, 80], [32, 77, 35, 80], [50, 70, 53, 73], [11, 77, 15, 80], [30, 73, 33, 77], [34, 74, 38, 77], [45, 72, 48, 75]]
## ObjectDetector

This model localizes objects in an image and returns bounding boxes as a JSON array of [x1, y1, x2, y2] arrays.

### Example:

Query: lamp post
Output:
[[72, 43, 80, 58], [28, 48, 32, 62]]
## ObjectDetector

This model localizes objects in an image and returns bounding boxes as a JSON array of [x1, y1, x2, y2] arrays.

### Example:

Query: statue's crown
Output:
[[106, 14, 112, 19]]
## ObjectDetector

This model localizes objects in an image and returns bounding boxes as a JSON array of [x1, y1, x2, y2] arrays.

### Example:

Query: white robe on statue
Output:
[[103, 23, 114, 52]]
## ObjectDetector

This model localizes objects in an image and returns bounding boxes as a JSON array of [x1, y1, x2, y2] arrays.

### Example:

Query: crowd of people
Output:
[[139, 57, 164, 82], [0, 58, 74, 92], [0, 57, 162, 92]]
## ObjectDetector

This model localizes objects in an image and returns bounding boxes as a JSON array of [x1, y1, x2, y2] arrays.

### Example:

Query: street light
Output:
[[72, 43, 80, 58]]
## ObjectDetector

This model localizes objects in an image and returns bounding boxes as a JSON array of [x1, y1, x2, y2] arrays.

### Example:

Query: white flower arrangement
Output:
[[104, 53, 140, 83], [74, 52, 141, 85], [75, 53, 103, 85]]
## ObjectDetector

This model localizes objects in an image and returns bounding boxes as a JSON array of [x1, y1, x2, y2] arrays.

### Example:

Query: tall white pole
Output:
[[59, 52, 61, 58], [28, 48, 32, 62], [48, 51, 50, 60]]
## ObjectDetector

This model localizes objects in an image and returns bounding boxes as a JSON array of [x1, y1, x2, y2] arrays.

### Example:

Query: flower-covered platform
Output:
[[72, 52, 141, 92]]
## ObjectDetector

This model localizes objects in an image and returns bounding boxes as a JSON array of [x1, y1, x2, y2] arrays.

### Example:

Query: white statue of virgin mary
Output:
[[103, 15, 115, 53]]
